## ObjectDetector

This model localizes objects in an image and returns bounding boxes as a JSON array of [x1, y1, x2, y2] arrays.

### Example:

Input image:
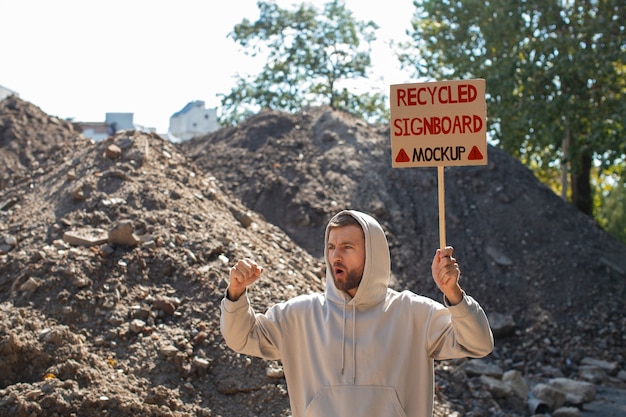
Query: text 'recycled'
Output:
[[394, 83, 478, 107]]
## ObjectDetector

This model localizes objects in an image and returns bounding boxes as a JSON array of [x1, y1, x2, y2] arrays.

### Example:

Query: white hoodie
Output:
[[221, 210, 493, 417]]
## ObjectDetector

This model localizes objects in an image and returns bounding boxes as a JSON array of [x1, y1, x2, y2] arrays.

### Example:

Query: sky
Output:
[[1, 0, 417, 133]]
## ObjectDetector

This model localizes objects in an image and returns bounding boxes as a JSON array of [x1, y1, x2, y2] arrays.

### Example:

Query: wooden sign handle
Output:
[[438, 166, 446, 250]]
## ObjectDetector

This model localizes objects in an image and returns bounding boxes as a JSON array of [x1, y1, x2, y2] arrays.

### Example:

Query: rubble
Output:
[[1, 96, 625, 416]]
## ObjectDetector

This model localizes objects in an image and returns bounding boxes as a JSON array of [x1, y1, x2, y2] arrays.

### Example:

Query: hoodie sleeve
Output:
[[427, 293, 494, 359], [220, 292, 282, 360]]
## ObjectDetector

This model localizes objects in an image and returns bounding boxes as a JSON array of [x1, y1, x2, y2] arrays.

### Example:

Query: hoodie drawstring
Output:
[[352, 302, 356, 383], [341, 299, 346, 376], [340, 299, 357, 383]]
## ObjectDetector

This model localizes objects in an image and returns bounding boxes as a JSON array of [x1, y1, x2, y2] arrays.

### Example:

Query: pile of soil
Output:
[[1, 96, 625, 417], [181, 107, 626, 331]]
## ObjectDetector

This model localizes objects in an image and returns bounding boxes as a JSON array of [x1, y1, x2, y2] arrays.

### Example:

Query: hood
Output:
[[324, 210, 390, 307]]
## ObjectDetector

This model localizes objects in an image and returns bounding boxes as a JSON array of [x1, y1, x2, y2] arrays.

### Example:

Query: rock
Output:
[[72, 187, 86, 200], [553, 406, 582, 417], [580, 357, 620, 375], [528, 395, 551, 415], [99, 244, 116, 257], [485, 244, 513, 266], [193, 357, 211, 370], [73, 275, 91, 288], [129, 319, 147, 333], [53, 239, 70, 250], [502, 369, 528, 399], [547, 377, 596, 404], [159, 345, 179, 358], [0, 197, 19, 211], [130, 305, 153, 321], [152, 296, 180, 316], [229, 205, 254, 228], [102, 197, 126, 206], [532, 383, 567, 411], [266, 363, 285, 379], [489, 312, 517, 337], [108, 220, 140, 246], [105, 144, 122, 159], [19, 277, 42, 292], [461, 358, 504, 378], [39, 326, 72, 345], [4, 235, 17, 246], [63, 228, 109, 247], [192, 330, 207, 346], [579, 365, 607, 384], [480, 375, 514, 398]]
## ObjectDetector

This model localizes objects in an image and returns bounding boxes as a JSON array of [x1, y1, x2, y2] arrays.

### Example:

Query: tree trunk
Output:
[[561, 129, 570, 201], [571, 152, 593, 216]]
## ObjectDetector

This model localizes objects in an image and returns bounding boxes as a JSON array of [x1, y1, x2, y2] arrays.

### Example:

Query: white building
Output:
[[79, 112, 137, 142], [168, 100, 220, 142], [105, 112, 135, 132]]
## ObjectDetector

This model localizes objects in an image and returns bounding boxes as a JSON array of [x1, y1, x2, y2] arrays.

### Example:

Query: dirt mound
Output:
[[0, 97, 324, 416], [0, 96, 89, 191], [1, 97, 625, 416], [182, 106, 626, 325]]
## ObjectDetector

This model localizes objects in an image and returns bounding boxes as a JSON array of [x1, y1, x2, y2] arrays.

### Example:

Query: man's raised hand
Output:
[[227, 258, 264, 301], [431, 247, 463, 305]]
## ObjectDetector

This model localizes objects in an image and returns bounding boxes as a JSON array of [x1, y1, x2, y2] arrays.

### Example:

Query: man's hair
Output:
[[328, 213, 362, 230]]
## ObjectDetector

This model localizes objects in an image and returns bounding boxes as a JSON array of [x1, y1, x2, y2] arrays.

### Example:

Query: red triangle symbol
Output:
[[468, 146, 484, 160], [395, 148, 410, 163]]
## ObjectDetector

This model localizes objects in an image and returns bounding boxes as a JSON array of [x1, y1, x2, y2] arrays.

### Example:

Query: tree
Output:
[[597, 164, 626, 243], [219, 0, 387, 125], [398, 0, 626, 216]]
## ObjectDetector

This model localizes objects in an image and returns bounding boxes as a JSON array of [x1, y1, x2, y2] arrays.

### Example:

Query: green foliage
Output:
[[399, 0, 625, 218], [219, 0, 386, 125], [597, 164, 626, 244]]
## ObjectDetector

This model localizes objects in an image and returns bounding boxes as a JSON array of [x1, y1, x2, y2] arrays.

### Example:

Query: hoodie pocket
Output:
[[305, 385, 406, 417]]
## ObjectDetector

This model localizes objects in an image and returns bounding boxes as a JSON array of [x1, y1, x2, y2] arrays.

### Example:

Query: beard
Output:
[[332, 264, 363, 293]]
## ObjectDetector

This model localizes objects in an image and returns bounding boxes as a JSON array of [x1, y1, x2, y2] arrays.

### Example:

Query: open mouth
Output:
[[333, 265, 345, 278]]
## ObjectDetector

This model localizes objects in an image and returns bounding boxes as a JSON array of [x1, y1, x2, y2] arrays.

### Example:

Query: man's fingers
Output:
[[231, 264, 245, 280], [438, 257, 460, 283], [438, 246, 454, 258], [231, 259, 263, 283], [232, 266, 251, 282]]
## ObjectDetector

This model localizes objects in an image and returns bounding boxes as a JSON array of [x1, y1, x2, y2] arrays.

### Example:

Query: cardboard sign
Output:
[[390, 79, 488, 168]]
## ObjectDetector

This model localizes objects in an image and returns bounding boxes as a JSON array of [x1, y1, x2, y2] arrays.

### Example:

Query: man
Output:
[[221, 209, 493, 417]]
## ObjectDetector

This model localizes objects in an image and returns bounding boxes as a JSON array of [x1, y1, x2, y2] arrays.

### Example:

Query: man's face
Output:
[[327, 224, 366, 297]]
